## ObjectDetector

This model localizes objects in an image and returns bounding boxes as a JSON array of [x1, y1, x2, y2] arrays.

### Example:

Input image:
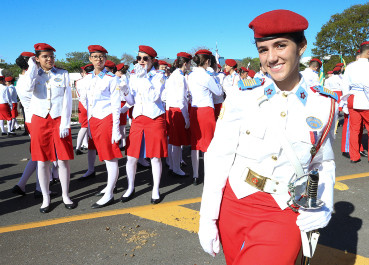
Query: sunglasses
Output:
[[136, 56, 149, 62]]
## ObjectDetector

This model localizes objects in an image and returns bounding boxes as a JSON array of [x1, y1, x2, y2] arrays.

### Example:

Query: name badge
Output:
[[306, 116, 322, 130], [54, 78, 62, 82]]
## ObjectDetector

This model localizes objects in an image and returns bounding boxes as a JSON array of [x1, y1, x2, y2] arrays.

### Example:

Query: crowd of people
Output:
[[1, 7, 368, 264]]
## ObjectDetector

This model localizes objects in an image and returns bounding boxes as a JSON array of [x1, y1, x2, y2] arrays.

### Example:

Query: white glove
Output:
[[296, 206, 332, 232], [134, 63, 147, 78], [111, 129, 122, 144], [59, 127, 69, 138], [184, 118, 190, 129], [342, 104, 349, 115], [198, 218, 220, 257]]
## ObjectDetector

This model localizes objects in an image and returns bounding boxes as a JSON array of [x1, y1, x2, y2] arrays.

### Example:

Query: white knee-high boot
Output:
[[151, 157, 162, 199], [95, 159, 118, 205], [82, 150, 96, 177], [58, 160, 73, 205], [17, 160, 37, 190], [37, 161, 51, 208], [172, 145, 186, 175], [76, 127, 87, 150], [123, 156, 138, 197]]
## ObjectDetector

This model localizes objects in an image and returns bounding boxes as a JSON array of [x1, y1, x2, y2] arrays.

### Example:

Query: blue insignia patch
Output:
[[54, 78, 62, 82], [306, 116, 323, 130], [311, 85, 338, 101], [295, 86, 308, 105], [264, 83, 276, 99], [239, 78, 264, 91]]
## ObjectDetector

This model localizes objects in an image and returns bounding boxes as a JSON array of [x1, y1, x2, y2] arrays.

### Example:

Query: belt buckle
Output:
[[245, 169, 268, 191]]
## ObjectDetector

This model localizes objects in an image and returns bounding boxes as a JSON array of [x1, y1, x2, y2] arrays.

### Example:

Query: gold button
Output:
[[48, 98, 51, 101], [246, 130, 250, 135], [280, 112, 286, 117], [47, 108, 50, 110], [282, 92, 288, 98], [271, 155, 277, 161]]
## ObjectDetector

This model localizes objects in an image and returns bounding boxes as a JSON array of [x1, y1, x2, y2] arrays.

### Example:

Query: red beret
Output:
[[327, 71, 333, 74], [248, 70, 256, 78], [357, 49, 361, 54], [240, 67, 248, 72], [0, 76, 4, 80], [333, 66, 341, 72], [335, 63, 344, 67], [88, 45, 108, 53], [249, 10, 308, 39], [21, 52, 35, 57], [177, 52, 192, 60], [139, 45, 157, 58], [5, 76, 14, 82], [217, 64, 222, 69], [158, 60, 168, 66], [195, 49, 212, 56], [104, 60, 116, 68], [168, 64, 172, 68], [153, 59, 158, 64], [81, 64, 93, 70], [225, 59, 237, 67], [34, 43, 56, 52], [116, 63, 125, 71], [360, 41, 369, 46], [310, 58, 322, 67]]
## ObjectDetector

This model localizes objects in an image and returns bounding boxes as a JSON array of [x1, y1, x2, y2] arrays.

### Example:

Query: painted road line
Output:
[[334, 172, 369, 191], [0, 197, 201, 234]]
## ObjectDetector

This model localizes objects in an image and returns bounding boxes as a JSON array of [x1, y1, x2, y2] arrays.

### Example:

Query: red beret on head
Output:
[[195, 49, 212, 56], [116, 63, 125, 71], [357, 49, 361, 54], [240, 67, 248, 72], [81, 64, 93, 70], [153, 59, 158, 64], [139, 45, 157, 58], [335, 63, 344, 67], [104, 60, 116, 68], [249, 9, 308, 39], [168, 64, 172, 68], [21, 52, 35, 57], [158, 60, 168, 66], [5, 76, 14, 82], [360, 41, 369, 46], [248, 70, 256, 78], [310, 58, 322, 67], [34, 43, 56, 52], [327, 71, 333, 74], [177, 52, 192, 60], [333, 66, 341, 72], [217, 64, 222, 69], [225, 59, 237, 67], [88, 45, 108, 53]]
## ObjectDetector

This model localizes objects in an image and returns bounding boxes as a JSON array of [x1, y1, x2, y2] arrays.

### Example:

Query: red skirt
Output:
[[31, 114, 74, 162], [11, 103, 18, 119], [189, 106, 215, 152], [214, 103, 222, 121], [333, 91, 343, 111], [0, 103, 12, 120], [78, 102, 88, 128], [120, 101, 127, 125], [126, 114, 168, 158], [218, 181, 301, 265], [167, 107, 190, 146], [89, 115, 123, 161]]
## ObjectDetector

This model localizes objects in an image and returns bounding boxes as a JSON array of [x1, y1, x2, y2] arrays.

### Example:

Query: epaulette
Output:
[[156, 70, 165, 74], [106, 72, 115, 77], [187, 71, 193, 75], [238, 78, 265, 91], [310, 85, 338, 101], [206, 70, 215, 77]]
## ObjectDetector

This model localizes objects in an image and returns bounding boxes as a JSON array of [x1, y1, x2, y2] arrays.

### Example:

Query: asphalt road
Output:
[[0, 118, 368, 265]]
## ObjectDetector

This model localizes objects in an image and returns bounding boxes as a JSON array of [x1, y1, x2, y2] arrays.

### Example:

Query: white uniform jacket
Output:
[[222, 71, 240, 95], [300, 68, 320, 88], [206, 67, 225, 105], [0, 84, 11, 106], [187, 67, 223, 108], [325, 75, 342, 93], [129, 67, 166, 119], [22, 58, 72, 130], [200, 77, 337, 220], [341, 58, 369, 110], [7, 85, 18, 103], [15, 75, 33, 123]]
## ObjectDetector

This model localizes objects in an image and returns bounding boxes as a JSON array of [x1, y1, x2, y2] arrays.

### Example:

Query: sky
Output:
[[0, 0, 367, 64]]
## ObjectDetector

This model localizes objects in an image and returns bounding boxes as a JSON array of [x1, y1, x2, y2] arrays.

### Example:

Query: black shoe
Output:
[[342, 152, 350, 159], [75, 149, 84, 155], [360, 150, 368, 157], [12, 185, 26, 196], [16, 127, 22, 131], [350, 159, 361, 163], [78, 172, 96, 181], [7, 132, 16, 137], [120, 190, 135, 203], [171, 171, 189, 178], [151, 194, 161, 204], [50, 178, 59, 186], [1, 132, 7, 136], [193, 178, 200, 186], [40, 206, 50, 213], [64, 202, 77, 209], [91, 197, 114, 209]]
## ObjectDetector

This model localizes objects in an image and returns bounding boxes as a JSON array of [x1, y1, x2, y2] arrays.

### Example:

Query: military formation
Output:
[[1, 8, 368, 265]]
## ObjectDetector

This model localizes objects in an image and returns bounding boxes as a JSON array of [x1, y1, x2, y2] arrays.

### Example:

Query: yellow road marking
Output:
[[334, 182, 349, 191], [336, 172, 369, 181]]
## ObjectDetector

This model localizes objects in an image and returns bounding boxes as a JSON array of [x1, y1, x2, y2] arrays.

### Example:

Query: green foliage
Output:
[[238, 57, 260, 72], [121, 53, 135, 65], [312, 3, 369, 57], [0, 63, 22, 78], [66, 52, 90, 64], [106, 55, 121, 65], [321, 55, 356, 75], [55, 59, 85, 73]]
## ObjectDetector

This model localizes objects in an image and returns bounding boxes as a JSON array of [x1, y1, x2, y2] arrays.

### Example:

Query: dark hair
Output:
[[193, 54, 211, 67], [118, 65, 129, 75], [16, 55, 29, 70], [309, 61, 320, 68], [174, 56, 191, 68], [210, 55, 217, 70], [35, 50, 54, 57], [84, 65, 94, 73], [255, 31, 306, 45], [333, 70, 340, 75], [152, 60, 159, 70], [361, 44, 369, 53]]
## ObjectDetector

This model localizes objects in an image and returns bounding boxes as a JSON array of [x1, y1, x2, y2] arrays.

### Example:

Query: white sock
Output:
[[82, 150, 96, 177], [58, 160, 73, 204], [191, 150, 199, 179], [172, 145, 186, 175], [0, 120, 4, 133], [17, 160, 37, 190], [124, 156, 137, 197], [76, 127, 87, 150], [151, 157, 162, 199], [167, 144, 173, 170], [96, 159, 118, 205], [38, 161, 51, 208]]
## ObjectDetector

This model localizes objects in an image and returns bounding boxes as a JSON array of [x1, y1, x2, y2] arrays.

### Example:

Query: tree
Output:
[[106, 55, 121, 65], [312, 3, 369, 58], [238, 57, 260, 72], [121, 53, 135, 65], [0, 63, 22, 78], [65, 52, 90, 64], [188, 46, 212, 56]]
